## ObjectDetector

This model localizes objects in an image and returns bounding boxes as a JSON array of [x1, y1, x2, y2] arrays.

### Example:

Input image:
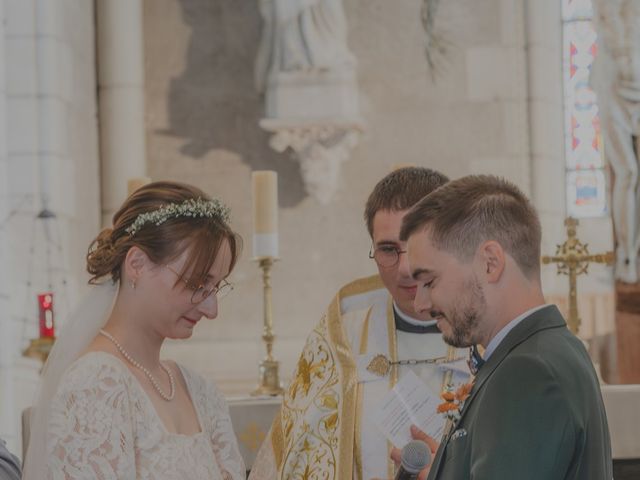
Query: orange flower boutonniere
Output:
[[437, 381, 474, 422]]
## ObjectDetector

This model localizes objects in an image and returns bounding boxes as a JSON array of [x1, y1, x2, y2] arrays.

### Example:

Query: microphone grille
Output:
[[400, 440, 431, 473]]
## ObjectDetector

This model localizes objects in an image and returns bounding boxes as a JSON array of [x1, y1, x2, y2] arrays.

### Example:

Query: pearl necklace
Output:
[[99, 329, 176, 401]]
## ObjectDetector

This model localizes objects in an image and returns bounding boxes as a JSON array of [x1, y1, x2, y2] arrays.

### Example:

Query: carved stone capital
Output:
[[260, 119, 363, 204]]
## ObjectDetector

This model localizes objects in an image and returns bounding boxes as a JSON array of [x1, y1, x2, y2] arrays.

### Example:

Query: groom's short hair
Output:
[[400, 175, 542, 277]]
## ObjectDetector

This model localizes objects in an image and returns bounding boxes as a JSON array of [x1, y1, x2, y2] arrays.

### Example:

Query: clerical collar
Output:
[[393, 303, 440, 334]]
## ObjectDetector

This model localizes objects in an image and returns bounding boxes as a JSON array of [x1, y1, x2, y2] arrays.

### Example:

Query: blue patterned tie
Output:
[[467, 345, 485, 375]]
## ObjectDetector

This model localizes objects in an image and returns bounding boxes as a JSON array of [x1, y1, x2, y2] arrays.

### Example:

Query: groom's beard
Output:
[[433, 277, 486, 348]]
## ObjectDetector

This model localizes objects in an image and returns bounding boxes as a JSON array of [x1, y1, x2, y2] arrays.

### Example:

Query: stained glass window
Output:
[[562, 0, 607, 217]]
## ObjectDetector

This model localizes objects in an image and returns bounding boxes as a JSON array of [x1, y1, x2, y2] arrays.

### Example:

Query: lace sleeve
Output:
[[47, 356, 137, 479], [204, 381, 246, 480]]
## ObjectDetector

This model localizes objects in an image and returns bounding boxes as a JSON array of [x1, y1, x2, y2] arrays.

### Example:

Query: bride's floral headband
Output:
[[125, 198, 231, 236]]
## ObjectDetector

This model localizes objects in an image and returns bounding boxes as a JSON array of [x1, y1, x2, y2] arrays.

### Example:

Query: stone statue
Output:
[[255, 0, 362, 205], [593, 0, 640, 283], [255, 0, 356, 93]]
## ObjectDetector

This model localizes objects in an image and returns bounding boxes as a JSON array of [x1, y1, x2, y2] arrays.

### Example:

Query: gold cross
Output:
[[542, 218, 614, 334]]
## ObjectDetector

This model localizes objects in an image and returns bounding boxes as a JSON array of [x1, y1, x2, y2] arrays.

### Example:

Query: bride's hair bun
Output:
[[86, 228, 124, 284]]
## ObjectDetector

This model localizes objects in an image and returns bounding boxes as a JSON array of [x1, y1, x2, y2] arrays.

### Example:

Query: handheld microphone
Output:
[[394, 440, 431, 480]]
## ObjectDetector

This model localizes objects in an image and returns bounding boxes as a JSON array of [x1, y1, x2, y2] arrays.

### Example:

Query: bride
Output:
[[23, 181, 245, 479]]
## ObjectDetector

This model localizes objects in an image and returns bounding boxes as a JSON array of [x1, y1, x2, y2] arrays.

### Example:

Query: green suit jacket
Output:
[[427, 305, 612, 480]]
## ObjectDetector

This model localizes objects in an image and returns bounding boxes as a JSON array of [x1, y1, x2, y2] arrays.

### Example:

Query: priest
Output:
[[250, 167, 470, 480]]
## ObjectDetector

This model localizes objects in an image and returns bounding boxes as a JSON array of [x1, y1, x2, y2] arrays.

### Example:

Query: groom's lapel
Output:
[[429, 306, 566, 476]]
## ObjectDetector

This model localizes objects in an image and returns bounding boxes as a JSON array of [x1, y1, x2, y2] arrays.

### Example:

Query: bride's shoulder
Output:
[[49, 352, 138, 430], [57, 351, 131, 392]]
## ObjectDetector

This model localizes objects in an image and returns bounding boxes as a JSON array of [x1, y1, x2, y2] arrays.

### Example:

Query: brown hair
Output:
[[364, 167, 449, 236], [87, 181, 242, 286], [400, 175, 542, 276]]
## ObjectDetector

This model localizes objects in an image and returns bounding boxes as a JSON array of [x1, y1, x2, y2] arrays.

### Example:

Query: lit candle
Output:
[[38, 293, 55, 338], [252, 171, 279, 258], [127, 177, 152, 196]]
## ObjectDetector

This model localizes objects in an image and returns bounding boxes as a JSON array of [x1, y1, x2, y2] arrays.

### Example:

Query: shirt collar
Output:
[[483, 304, 550, 360]]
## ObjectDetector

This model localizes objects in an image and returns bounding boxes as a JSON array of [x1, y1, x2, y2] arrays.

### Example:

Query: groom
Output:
[[399, 175, 612, 479]]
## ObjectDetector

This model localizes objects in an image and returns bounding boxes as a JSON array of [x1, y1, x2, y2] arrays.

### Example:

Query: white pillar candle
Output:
[[252, 171, 279, 258]]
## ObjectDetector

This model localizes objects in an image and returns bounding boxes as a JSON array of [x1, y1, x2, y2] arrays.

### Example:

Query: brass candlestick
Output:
[[23, 336, 55, 363], [542, 217, 614, 334], [252, 257, 284, 396]]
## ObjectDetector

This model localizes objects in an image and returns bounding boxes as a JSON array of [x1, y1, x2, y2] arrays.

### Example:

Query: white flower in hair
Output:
[[125, 198, 231, 236]]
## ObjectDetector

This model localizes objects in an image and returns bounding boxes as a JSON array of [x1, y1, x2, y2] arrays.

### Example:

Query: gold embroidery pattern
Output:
[[239, 422, 267, 452], [280, 314, 341, 480]]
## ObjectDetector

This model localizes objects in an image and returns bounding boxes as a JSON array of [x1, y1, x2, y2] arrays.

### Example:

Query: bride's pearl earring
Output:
[[130, 279, 136, 290]]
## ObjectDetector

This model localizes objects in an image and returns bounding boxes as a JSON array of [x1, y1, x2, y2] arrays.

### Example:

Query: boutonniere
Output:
[[437, 381, 474, 421]]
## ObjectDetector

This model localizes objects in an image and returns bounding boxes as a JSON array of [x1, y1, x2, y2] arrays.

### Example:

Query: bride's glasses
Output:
[[164, 265, 234, 304]]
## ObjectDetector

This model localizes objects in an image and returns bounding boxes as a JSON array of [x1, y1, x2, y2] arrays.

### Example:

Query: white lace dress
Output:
[[46, 352, 245, 480]]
